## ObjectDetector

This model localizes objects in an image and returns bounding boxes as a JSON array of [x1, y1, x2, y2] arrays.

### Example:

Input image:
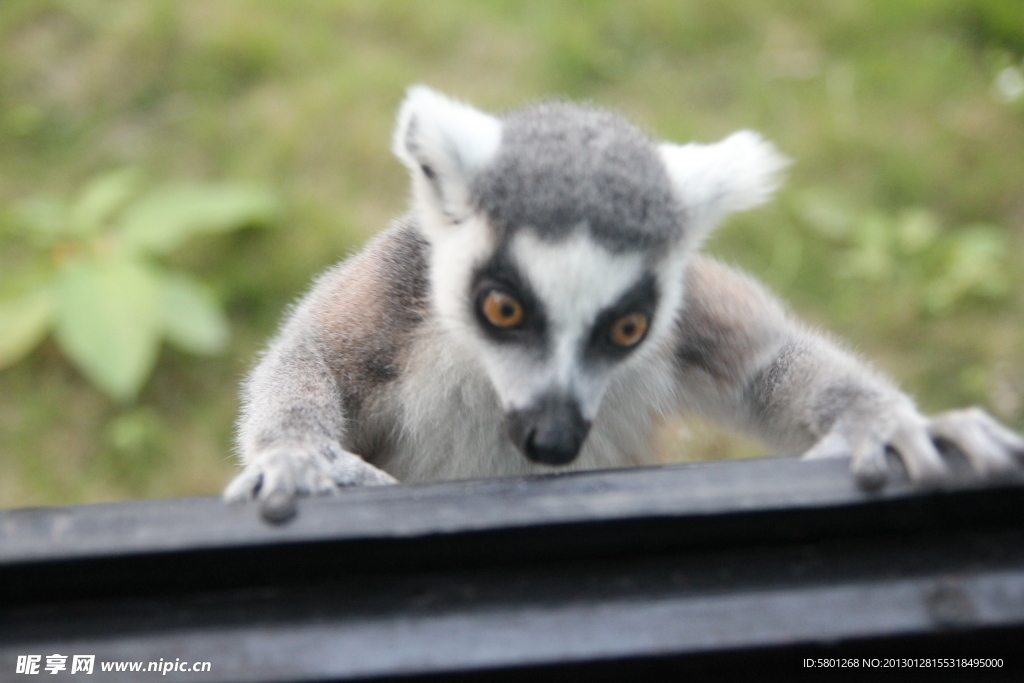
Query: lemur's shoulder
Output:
[[302, 217, 430, 417], [674, 256, 790, 384]]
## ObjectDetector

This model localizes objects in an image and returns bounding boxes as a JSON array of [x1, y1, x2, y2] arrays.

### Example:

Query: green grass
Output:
[[1, 0, 1023, 506]]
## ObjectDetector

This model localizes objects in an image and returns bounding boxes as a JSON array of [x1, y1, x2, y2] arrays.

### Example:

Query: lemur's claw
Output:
[[804, 405, 1022, 490], [224, 443, 398, 523], [260, 490, 297, 524], [928, 407, 1024, 478]]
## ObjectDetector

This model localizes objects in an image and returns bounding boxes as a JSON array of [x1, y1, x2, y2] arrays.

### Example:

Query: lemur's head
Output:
[[393, 86, 786, 467]]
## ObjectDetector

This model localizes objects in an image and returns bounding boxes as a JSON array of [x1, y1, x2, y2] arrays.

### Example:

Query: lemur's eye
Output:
[[610, 313, 648, 347], [482, 291, 524, 328]]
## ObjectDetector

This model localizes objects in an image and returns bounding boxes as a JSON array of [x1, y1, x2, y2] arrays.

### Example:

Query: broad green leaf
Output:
[[70, 168, 143, 234], [161, 270, 229, 355], [54, 258, 162, 403], [118, 184, 280, 255], [0, 285, 55, 369]]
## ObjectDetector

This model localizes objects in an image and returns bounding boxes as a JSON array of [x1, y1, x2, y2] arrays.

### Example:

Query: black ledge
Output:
[[1, 455, 1023, 682]]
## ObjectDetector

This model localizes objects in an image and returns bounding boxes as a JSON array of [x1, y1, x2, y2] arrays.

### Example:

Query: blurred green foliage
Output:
[[1, 171, 279, 401], [0, 0, 1022, 506], [792, 199, 1011, 313]]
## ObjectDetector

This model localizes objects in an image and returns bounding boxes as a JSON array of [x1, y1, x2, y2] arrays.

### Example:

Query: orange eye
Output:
[[482, 291, 524, 328], [610, 312, 648, 347]]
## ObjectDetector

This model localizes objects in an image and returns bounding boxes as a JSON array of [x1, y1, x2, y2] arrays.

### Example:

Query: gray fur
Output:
[[474, 103, 683, 253], [225, 86, 1023, 505]]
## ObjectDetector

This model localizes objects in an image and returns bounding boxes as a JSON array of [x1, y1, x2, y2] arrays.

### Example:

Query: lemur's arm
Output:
[[223, 291, 398, 513], [223, 225, 428, 511], [675, 256, 1024, 487], [224, 308, 397, 505]]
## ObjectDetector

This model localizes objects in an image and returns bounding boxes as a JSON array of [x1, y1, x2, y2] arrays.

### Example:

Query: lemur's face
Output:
[[393, 86, 786, 466], [420, 208, 686, 466], [465, 230, 677, 465]]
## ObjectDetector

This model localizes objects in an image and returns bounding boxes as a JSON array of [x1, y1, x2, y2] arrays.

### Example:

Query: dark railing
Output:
[[1, 455, 1022, 682]]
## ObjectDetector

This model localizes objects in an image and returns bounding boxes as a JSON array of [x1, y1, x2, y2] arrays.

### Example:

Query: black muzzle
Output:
[[506, 394, 592, 466]]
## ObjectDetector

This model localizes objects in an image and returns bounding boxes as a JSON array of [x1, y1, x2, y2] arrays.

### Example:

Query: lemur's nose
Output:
[[506, 394, 591, 466], [525, 425, 584, 465]]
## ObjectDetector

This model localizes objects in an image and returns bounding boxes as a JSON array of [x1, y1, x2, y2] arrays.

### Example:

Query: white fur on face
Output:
[[513, 231, 646, 345], [427, 218, 694, 429], [427, 214, 496, 339], [473, 231, 647, 418]]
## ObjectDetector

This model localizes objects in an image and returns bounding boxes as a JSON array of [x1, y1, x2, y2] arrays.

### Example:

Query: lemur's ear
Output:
[[659, 131, 789, 236], [393, 85, 503, 223]]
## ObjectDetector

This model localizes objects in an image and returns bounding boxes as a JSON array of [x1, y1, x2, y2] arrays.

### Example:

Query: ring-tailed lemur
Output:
[[225, 85, 1023, 517]]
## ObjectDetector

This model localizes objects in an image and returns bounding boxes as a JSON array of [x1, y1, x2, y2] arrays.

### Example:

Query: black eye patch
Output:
[[470, 253, 547, 346], [587, 274, 659, 359]]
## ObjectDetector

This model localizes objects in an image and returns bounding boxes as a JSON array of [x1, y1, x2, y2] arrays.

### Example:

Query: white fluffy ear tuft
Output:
[[659, 131, 789, 234], [393, 85, 503, 222]]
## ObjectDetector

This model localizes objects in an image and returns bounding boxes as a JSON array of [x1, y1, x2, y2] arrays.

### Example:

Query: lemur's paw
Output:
[[223, 444, 397, 522], [803, 405, 1022, 490]]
